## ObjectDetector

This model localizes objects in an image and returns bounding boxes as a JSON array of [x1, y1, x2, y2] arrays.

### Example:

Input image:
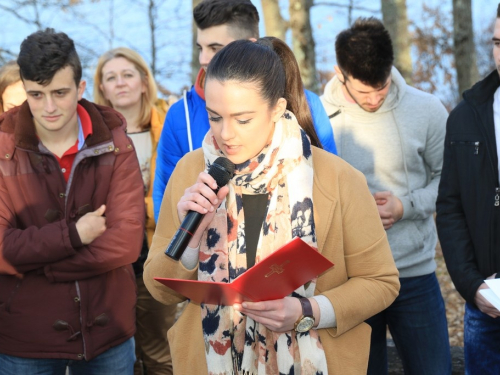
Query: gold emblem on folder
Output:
[[265, 260, 291, 277]]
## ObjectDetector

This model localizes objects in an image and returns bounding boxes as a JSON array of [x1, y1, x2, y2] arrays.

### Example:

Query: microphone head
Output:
[[208, 157, 235, 187]]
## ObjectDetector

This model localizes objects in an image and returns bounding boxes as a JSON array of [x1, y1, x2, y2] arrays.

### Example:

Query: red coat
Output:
[[0, 99, 145, 360]]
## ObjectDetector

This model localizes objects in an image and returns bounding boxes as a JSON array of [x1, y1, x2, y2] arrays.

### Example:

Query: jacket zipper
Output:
[[450, 140, 481, 155], [328, 109, 341, 119], [465, 101, 499, 277], [469, 109, 500, 207], [75, 281, 87, 359]]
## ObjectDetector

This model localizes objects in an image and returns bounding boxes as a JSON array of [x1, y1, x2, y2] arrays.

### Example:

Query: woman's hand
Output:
[[233, 296, 306, 333], [177, 171, 229, 247]]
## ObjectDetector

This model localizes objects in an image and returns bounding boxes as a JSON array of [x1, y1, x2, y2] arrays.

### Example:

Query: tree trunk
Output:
[[381, 0, 413, 84], [452, 0, 479, 96], [191, 0, 203, 84], [289, 0, 318, 93], [261, 0, 288, 41], [148, 0, 157, 78]]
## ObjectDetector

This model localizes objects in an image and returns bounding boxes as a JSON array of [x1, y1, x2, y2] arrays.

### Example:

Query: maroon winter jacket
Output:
[[0, 99, 145, 360]]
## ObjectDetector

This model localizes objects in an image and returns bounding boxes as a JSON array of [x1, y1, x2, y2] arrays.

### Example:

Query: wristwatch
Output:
[[294, 298, 315, 332]]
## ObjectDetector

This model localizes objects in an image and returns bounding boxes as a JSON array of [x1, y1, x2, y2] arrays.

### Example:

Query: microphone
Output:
[[164, 157, 235, 260]]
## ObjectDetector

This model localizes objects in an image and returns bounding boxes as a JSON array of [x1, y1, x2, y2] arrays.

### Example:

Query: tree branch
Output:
[[0, 4, 40, 26], [312, 1, 378, 13]]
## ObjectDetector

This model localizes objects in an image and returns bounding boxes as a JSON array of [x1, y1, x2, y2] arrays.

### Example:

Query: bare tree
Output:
[[411, 4, 456, 110], [476, 19, 496, 79], [0, 1, 43, 30], [261, 0, 288, 40], [452, 0, 480, 96], [107, 0, 115, 50], [0, 48, 17, 65], [191, 0, 203, 83], [148, 0, 158, 77], [381, 0, 412, 83], [290, 0, 318, 92], [0, 1, 102, 71], [313, 1, 379, 25]]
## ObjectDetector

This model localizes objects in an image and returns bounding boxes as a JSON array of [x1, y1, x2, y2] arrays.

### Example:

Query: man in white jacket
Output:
[[321, 17, 451, 375]]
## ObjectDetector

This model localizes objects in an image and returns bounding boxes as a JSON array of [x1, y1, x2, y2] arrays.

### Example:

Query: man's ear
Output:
[[249, 37, 257, 42], [271, 97, 287, 122], [77, 80, 86, 101], [334, 66, 345, 83]]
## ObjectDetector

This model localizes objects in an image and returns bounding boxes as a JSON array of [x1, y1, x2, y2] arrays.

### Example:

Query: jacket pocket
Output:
[[319, 322, 371, 374], [450, 137, 488, 187], [450, 140, 481, 155], [123, 265, 138, 296], [387, 220, 425, 261], [168, 302, 206, 372], [0, 278, 22, 313]]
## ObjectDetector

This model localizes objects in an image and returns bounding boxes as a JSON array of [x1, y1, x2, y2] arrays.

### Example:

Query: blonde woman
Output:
[[94, 47, 174, 375], [0, 61, 26, 113]]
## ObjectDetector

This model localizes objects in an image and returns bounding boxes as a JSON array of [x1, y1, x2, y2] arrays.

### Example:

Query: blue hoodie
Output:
[[153, 84, 337, 221]]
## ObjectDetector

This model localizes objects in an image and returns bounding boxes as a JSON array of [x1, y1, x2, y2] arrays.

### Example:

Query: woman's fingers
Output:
[[233, 297, 302, 332]]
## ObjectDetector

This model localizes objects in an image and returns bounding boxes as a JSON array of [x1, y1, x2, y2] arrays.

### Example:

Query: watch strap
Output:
[[299, 297, 313, 317]]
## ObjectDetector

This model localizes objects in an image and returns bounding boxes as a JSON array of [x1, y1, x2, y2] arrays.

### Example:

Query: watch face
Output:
[[296, 316, 315, 332]]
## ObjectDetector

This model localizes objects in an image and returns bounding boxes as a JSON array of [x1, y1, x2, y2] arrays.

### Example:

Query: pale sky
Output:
[[0, 0, 492, 101]]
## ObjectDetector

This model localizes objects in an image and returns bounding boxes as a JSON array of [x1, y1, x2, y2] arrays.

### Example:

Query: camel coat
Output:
[[144, 147, 400, 374]]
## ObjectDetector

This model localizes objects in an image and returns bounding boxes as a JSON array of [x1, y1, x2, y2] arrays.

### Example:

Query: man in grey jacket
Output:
[[321, 18, 451, 375]]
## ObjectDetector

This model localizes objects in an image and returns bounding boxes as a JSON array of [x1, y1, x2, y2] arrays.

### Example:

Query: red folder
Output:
[[154, 237, 334, 305]]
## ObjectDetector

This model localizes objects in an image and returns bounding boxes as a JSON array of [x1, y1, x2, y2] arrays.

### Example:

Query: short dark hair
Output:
[[193, 0, 259, 39], [335, 17, 394, 87], [17, 28, 82, 86]]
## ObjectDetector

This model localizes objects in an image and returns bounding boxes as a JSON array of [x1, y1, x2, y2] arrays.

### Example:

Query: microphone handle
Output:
[[164, 185, 223, 260], [164, 210, 204, 260]]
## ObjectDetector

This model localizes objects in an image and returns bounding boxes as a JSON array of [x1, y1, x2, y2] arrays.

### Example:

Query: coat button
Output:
[[5, 154, 9, 158], [127, 144, 132, 149], [74, 297, 80, 303], [59, 193, 65, 198], [94, 149, 99, 155], [108, 145, 114, 151], [93, 313, 109, 326], [114, 148, 119, 153], [77, 354, 83, 359]]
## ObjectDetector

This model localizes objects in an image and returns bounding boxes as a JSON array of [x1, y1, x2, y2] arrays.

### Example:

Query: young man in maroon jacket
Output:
[[0, 29, 144, 374]]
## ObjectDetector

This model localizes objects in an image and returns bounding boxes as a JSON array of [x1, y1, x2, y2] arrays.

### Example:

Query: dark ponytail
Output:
[[206, 38, 322, 148], [256, 37, 321, 149]]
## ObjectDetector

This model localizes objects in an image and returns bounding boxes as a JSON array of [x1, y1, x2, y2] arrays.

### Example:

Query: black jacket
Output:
[[436, 70, 500, 304]]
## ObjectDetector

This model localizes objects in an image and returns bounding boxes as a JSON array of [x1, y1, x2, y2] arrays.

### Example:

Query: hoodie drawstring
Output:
[[392, 112, 415, 208]]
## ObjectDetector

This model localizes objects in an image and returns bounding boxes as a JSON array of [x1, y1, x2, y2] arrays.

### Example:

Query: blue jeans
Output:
[[366, 272, 451, 375], [0, 337, 135, 375], [464, 302, 500, 374]]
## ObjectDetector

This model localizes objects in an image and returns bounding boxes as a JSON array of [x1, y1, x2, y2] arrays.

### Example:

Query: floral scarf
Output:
[[200, 111, 328, 374]]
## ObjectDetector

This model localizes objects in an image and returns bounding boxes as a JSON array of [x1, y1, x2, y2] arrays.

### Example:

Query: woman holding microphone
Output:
[[144, 38, 399, 374]]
